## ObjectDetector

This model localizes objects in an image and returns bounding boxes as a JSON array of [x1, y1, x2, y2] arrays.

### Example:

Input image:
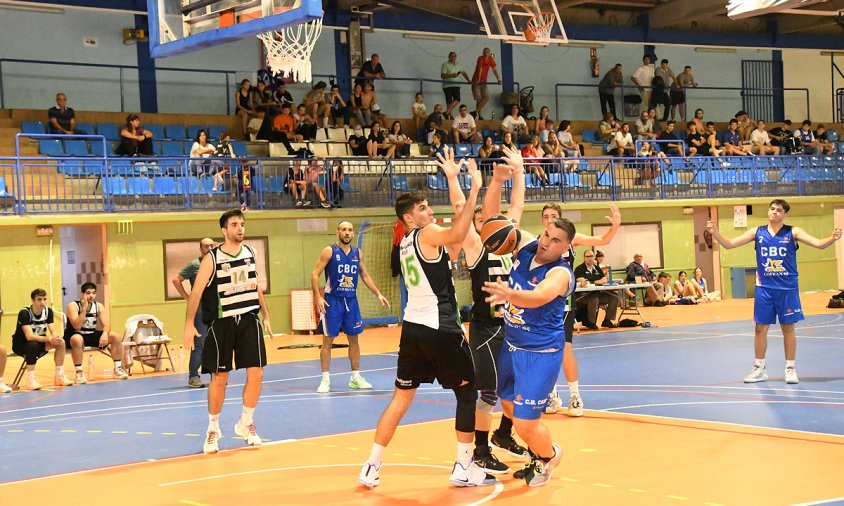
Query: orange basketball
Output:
[[524, 26, 537, 42], [480, 215, 521, 256]]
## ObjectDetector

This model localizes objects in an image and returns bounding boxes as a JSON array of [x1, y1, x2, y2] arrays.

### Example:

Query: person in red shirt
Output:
[[520, 135, 551, 186], [471, 48, 502, 120]]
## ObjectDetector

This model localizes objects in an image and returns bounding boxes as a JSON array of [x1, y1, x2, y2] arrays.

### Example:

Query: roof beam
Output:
[[648, 0, 727, 28], [777, 13, 841, 32]]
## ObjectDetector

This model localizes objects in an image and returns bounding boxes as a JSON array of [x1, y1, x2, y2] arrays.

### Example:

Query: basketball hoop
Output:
[[523, 11, 554, 45], [257, 13, 323, 83]]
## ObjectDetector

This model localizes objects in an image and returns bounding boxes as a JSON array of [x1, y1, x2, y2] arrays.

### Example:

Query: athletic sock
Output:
[[456, 441, 473, 467], [75, 364, 83, 372], [350, 370, 361, 380], [114, 360, 122, 368], [568, 381, 580, 396], [785, 360, 795, 369], [321, 372, 330, 382], [754, 358, 766, 368], [367, 443, 385, 466], [474, 430, 489, 449], [55, 366, 63, 375], [496, 415, 513, 437], [27, 371, 36, 381], [208, 413, 220, 432], [241, 405, 255, 425]]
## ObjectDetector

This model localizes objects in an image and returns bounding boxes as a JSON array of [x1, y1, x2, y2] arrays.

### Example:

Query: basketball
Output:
[[480, 215, 521, 255], [524, 26, 537, 42]]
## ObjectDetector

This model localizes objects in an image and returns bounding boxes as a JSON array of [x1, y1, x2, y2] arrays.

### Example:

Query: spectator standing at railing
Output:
[[327, 84, 350, 128], [598, 112, 617, 143], [116, 113, 153, 157], [814, 124, 836, 155], [387, 120, 413, 158], [412, 93, 428, 131], [235, 79, 257, 140], [452, 104, 481, 143], [598, 64, 623, 120], [556, 120, 582, 158], [304, 81, 328, 129], [658, 120, 684, 156], [355, 54, 386, 90], [48, 92, 76, 135], [294, 103, 318, 141], [471, 47, 501, 120], [722, 119, 753, 156], [631, 56, 655, 115], [441, 51, 472, 120], [652, 59, 675, 121], [634, 111, 657, 141], [671, 66, 698, 121], [609, 122, 635, 157], [750, 120, 781, 156], [501, 104, 529, 143], [795, 120, 821, 155]]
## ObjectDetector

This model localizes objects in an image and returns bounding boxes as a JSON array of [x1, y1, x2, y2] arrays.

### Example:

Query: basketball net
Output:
[[257, 14, 323, 83], [524, 11, 554, 45]]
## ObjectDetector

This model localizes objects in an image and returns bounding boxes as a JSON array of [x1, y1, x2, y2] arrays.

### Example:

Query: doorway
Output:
[[59, 225, 108, 312]]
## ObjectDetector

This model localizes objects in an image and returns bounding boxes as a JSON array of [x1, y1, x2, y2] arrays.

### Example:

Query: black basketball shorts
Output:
[[202, 312, 266, 374], [395, 321, 474, 390]]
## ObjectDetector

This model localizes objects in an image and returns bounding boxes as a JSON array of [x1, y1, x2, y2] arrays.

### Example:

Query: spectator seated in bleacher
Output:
[[635, 142, 665, 183], [673, 270, 703, 303], [348, 126, 368, 156], [544, 127, 578, 173], [540, 119, 555, 144], [235, 79, 257, 141], [386, 121, 413, 158], [658, 120, 684, 156], [330, 160, 345, 207], [425, 103, 448, 144], [478, 135, 497, 159], [735, 110, 756, 142], [306, 158, 331, 209], [521, 135, 551, 186], [647, 108, 662, 133], [360, 81, 378, 126], [189, 129, 216, 175], [288, 160, 308, 207], [48, 92, 77, 135], [534, 106, 551, 138], [350, 83, 366, 127], [273, 81, 294, 110], [429, 132, 448, 163], [0, 345, 11, 393], [12, 288, 73, 390], [750, 120, 780, 156], [635, 111, 657, 141], [294, 104, 318, 141], [501, 104, 529, 143], [412, 92, 427, 131], [304, 81, 328, 129], [327, 84, 350, 128], [598, 112, 617, 143], [684, 121, 703, 156], [795, 120, 821, 155], [703, 122, 724, 156], [269, 103, 299, 155], [370, 104, 389, 130], [247, 110, 265, 142], [721, 119, 753, 156], [626, 252, 669, 307], [451, 104, 481, 143], [210, 131, 236, 191], [609, 123, 636, 157], [557, 120, 583, 158], [768, 119, 793, 149], [692, 267, 721, 302], [367, 122, 395, 158], [814, 123, 836, 156], [252, 81, 276, 116], [115, 113, 154, 157]]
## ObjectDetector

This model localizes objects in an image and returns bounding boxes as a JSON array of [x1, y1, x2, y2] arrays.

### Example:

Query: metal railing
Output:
[[0, 152, 842, 215]]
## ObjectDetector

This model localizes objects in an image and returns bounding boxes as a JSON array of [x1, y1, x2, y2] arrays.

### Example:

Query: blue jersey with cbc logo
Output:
[[325, 244, 360, 298], [755, 225, 799, 291], [503, 240, 575, 351]]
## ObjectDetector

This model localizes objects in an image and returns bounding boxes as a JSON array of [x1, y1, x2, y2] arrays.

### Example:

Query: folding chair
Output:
[[123, 314, 174, 375]]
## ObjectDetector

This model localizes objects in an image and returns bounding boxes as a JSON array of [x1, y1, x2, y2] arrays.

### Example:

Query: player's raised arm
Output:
[[574, 204, 621, 246], [792, 225, 842, 249], [311, 246, 333, 313], [483, 146, 534, 247], [503, 148, 526, 224], [420, 148, 481, 248], [483, 267, 572, 309], [706, 219, 756, 249]]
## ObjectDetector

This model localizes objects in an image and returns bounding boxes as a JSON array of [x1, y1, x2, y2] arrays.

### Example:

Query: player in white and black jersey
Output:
[[446, 155, 528, 474], [183, 209, 274, 454], [359, 147, 497, 489], [64, 282, 127, 383], [12, 288, 72, 390]]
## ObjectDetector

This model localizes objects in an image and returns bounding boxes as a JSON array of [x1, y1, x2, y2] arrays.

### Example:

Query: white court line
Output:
[[791, 496, 844, 506], [571, 388, 844, 402], [605, 399, 844, 411], [577, 333, 745, 350], [577, 383, 844, 396]]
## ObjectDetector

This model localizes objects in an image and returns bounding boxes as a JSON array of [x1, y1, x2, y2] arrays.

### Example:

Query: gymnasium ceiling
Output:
[[339, 0, 844, 38]]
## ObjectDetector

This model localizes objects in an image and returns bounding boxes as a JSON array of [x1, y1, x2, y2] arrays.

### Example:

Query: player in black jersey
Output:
[[447, 152, 529, 474], [541, 202, 621, 416], [13, 288, 72, 390]]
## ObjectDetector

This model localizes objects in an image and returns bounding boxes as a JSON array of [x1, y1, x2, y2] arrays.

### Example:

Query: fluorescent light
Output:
[[694, 47, 738, 53], [563, 42, 606, 48], [402, 32, 456, 41], [0, 1, 63, 14]]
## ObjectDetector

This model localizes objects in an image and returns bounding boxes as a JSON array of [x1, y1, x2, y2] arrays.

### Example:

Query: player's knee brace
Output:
[[453, 383, 478, 433], [476, 390, 498, 414]]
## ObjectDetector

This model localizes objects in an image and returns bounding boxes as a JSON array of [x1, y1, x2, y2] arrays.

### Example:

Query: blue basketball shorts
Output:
[[496, 342, 563, 421], [753, 286, 804, 325], [321, 294, 363, 337]]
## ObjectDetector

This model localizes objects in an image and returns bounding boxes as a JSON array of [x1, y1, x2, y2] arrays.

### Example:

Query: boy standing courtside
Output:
[[183, 209, 273, 454], [708, 199, 841, 383], [311, 221, 390, 393]]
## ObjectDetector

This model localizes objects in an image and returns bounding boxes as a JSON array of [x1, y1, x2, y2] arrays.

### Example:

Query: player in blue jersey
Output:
[[479, 146, 577, 487], [311, 221, 390, 393], [708, 199, 841, 384]]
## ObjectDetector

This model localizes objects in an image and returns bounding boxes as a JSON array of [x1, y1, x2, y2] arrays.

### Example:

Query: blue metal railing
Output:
[[0, 151, 842, 215]]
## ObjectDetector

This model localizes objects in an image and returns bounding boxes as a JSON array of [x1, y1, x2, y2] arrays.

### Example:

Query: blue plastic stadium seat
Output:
[[144, 124, 166, 140], [186, 125, 205, 141], [391, 175, 411, 191], [0, 177, 8, 197], [427, 174, 447, 191], [165, 125, 187, 140], [97, 124, 120, 141], [38, 139, 64, 156], [459, 173, 472, 190], [231, 141, 248, 156], [128, 177, 153, 195], [103, 177, 127, 195], [74, 122, 95, 135], [341, 174, 358, 193], [268, 175, 286, 193], [454, 144, 473, 157], [208, 125, 227, 140], [21, 121, 45, 134], [89, 140, 112, 157], [549, 173, 562, 186], [597, 171, 619, 187], [153, 176, 179, 195], [161, 141, 185, 156], [64, 140, 89, 157], [58, 160, 88, 176], [581, 130, 599, 143]]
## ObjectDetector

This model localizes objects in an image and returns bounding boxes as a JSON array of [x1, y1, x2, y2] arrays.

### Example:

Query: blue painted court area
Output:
[[1, 314, 843, 483]]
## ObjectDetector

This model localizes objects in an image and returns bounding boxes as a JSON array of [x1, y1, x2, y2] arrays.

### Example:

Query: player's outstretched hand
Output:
[[183, 325, 196, 351], [377, 294, 391, 309], [435, 146, 462, 179], [606, 203, 621, 228], [482, 276, 512, 305], [492, 161, 514, 184], [315, 296, 329, 314], [832, 227, 842, 241], [706, 220, 716, 234], [500, 145, 525, 174], [465, 158, 483, 189]]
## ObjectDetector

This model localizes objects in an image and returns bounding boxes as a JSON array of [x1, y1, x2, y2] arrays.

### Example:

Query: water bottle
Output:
[[178, 346, 185, 372], [87, 355, 95, 380], [491, 111, 496, 121], [608, 266, 614, 285]]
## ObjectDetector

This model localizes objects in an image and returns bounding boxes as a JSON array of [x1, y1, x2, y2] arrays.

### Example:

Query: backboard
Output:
[[147, 0, 322, 58], [726, 0, 829, 19], [476, 0, 568, 45]]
